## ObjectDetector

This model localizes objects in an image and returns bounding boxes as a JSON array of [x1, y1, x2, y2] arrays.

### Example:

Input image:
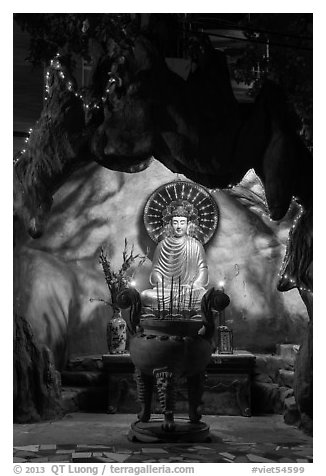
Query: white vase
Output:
[[107, 309, 127, 354]]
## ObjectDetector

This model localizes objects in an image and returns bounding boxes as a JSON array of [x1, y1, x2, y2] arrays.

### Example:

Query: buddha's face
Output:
[[171, 216, 188, 237]]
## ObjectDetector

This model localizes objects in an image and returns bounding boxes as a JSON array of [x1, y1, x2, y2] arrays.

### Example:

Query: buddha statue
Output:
[[141, 200, 209, 311], [125, 182, 223, 435]]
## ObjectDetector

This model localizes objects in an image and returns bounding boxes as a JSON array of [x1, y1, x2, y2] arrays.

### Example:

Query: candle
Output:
[[218, 280, 225, 293]]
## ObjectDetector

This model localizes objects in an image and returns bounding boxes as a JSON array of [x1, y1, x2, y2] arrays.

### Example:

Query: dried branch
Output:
[[89, 297, 112, 308], [91, 239, 148, 309]]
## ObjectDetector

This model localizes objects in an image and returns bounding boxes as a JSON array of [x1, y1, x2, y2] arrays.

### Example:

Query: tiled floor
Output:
[[13, 442, 313, 463], [14, 413, 313, 464]]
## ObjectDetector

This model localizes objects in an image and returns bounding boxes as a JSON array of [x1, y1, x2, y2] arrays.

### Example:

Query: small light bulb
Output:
[[218, 280, 225, 290]]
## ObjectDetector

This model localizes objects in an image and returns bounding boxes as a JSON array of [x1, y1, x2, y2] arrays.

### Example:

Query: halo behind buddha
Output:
[[144, 181, 219, 244]]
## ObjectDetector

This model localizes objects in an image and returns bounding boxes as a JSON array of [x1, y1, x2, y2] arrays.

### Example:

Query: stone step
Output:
[[253, 354, 294, 383], [61, 370, 106, 387], [251, 382, 294, 414], [66, 354, 104, 372], [60, 387, 83, 413], [60, 386, 107, 413], [277, 369, 295, 388], [283, 396, 300, 426], [275, 344, 299, 362]]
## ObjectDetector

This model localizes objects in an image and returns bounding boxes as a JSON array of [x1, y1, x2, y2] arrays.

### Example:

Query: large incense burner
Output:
[[119, 181, 230, 441], [119, 286, 229, 441]]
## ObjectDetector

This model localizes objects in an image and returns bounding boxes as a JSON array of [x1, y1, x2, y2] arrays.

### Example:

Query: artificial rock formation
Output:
[[14, 160, 308, 368], [14, 313, 62, 422], [278, 208, 312, 434]]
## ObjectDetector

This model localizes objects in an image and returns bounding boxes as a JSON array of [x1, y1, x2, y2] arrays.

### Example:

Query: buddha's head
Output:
[[162, 200, 199, 239], [171, 216, 188, 237]]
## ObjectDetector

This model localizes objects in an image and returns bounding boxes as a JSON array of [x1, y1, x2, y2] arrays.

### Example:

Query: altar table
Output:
[[102, 350, 256, 417]]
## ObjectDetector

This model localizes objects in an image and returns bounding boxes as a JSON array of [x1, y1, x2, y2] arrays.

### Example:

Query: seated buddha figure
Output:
[[141, 200, 209, 311]]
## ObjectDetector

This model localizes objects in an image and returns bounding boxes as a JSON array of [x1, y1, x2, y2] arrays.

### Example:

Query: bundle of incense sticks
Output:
[[156, 282, 160, 317], [162, 275, 165, 316], [170, 276, 174, 315], [178, 277, 181, 314], [155, 275, 201, 317], [193, 289, 199, 308], [181, 285, 186, 312], [188, 282, 194, 309]]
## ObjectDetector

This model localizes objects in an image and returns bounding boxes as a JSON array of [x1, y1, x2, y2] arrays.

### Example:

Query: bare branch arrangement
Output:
[[90, 239, 148, 311]]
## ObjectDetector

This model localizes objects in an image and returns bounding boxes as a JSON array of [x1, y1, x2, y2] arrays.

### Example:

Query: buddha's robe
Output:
[[141, 235, 208, 309]]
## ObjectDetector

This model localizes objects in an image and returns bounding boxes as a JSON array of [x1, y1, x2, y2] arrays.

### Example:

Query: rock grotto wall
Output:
[[13, 159, 308, 368]]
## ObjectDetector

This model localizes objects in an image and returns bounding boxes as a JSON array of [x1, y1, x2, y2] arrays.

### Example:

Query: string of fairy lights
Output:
[[14, 52, 106, 165], [44, 53, 103, 109]]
